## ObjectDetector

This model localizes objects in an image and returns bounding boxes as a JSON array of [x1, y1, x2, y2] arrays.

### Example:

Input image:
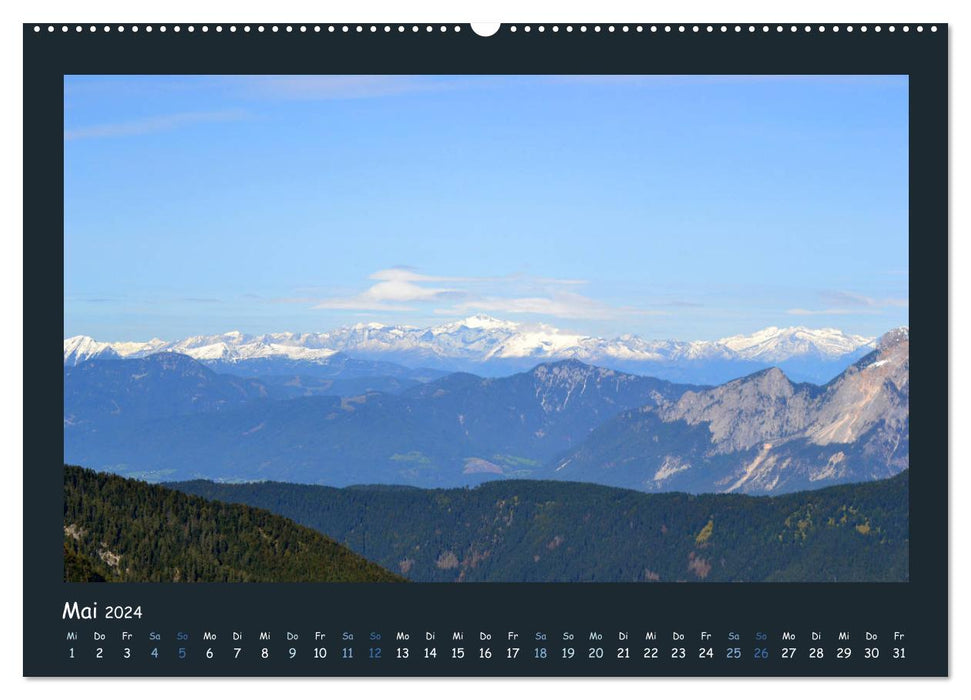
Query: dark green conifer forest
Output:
[[64, 463, 907, 583], [64, 466, 405, 583], [171, 471, 909, 583]]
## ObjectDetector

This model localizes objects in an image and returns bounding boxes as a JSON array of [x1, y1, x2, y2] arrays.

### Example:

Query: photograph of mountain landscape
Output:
[[64, 74, 908, 583]]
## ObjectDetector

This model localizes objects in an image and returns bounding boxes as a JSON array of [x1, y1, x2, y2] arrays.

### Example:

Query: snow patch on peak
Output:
[[717, 326, 874, 361], [457, 314, 519, 331], [64, 319, 885, 376], [64, 336, 119, 365], [181, 342, 232, 360]]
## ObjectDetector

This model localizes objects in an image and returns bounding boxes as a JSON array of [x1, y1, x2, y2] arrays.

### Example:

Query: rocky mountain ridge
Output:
[[553, 328, 909, 494]]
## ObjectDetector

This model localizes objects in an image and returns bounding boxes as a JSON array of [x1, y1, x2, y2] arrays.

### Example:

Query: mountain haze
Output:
[[65, 316, 875, 384], [64, 357, 693, 485], [64, 353, 270, 429]]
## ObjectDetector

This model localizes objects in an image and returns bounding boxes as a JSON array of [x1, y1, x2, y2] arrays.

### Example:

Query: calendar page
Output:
[[23, 21, 947, 677]]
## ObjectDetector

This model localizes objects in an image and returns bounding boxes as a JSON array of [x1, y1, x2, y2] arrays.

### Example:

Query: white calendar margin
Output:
[[2, 0, 964, 698]]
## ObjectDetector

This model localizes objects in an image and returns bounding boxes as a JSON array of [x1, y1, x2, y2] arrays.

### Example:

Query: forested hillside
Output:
[[172, 471, 908, 583], [64, 466, 405, 583]]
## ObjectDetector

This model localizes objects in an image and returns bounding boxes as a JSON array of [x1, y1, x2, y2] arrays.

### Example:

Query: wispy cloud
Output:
[[294, 266, 660, 322], [444, 292, 664, 321], [787, 290, 908, 316], [311, 299, 419, 312], [65, 109, 247, 141], [818, 290, 908, 308], [65, 75, 469, 110], [787, 308, 883, 316]]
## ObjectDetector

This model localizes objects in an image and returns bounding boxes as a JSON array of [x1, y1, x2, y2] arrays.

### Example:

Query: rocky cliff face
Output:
[[554, 328, 909, 494], [659, 367, 817, 453], [807, 331, 909, 447]]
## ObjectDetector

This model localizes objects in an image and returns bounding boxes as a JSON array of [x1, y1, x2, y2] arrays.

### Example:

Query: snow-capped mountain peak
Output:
[[716, 326, 875, 362], [457, 314, 520, 331], [64, 335, 120, 365], [65, 318, 881, 383]]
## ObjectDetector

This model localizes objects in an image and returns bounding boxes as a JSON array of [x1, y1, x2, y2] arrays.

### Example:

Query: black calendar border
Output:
[[23, 23, 948, 677]]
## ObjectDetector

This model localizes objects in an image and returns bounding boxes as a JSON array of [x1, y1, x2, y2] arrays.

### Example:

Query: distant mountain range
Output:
[[65, 315, 876, 384], [64, 355, 692, 486], [63, 327, 908, 495]]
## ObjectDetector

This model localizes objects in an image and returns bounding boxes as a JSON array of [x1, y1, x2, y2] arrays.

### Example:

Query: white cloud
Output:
[[311, 267, 464, 310], [303, 267, 660, 321], [367, 268, 472, 284]]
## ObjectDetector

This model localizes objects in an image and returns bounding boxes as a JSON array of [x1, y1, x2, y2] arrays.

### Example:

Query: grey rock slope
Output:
[[553, 328, 909, 494]]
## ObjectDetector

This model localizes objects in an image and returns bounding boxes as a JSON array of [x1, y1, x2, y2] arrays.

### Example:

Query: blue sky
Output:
[[64, 75, 908, 342]]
